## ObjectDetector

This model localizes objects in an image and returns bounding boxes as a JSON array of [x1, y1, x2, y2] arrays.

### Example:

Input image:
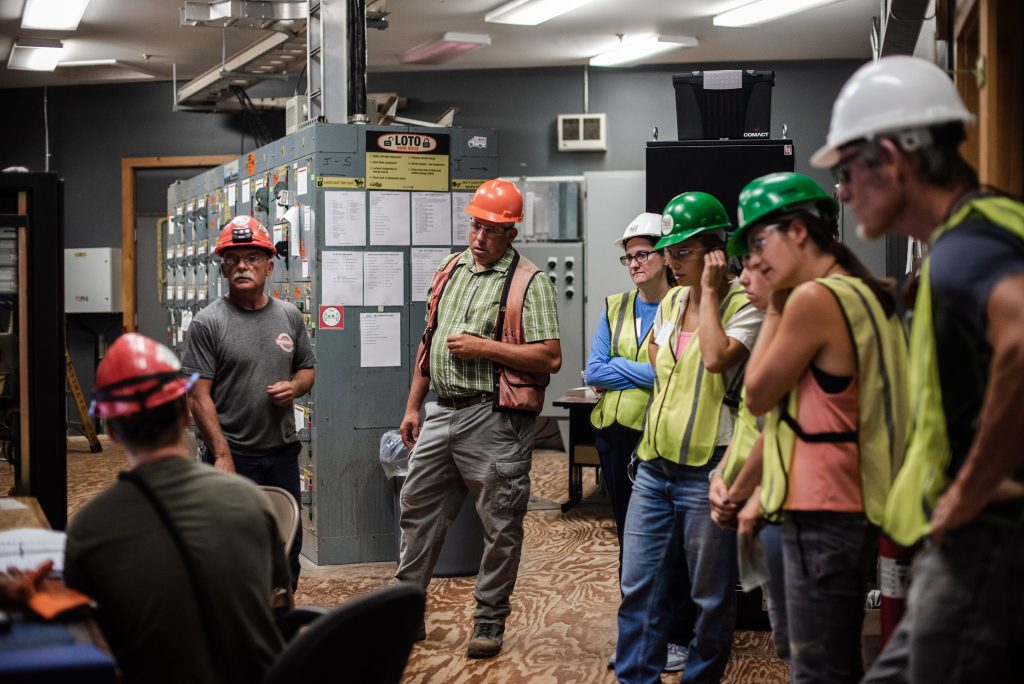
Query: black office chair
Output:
[[263, 583, 426, 684]]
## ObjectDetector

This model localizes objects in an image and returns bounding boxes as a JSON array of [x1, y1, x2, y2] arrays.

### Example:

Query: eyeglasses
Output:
[[221, 254, 268, 267], [747, 223, 788, 255], [469, 219, 513, 237], [619, 250, 654, 266], [663, 246, 702, 261], [830, 147, 866, 184]]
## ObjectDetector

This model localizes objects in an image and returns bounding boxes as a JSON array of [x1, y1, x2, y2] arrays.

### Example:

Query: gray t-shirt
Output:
[[182, 296, 316, 456]]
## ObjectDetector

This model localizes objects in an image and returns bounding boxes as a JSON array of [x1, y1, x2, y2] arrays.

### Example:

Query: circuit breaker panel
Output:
[[166, 123, 500, 564]]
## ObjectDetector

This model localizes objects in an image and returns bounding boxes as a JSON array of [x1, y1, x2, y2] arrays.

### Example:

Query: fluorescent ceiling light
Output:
[[485, 0, 598, 26], [401, 32, 491, 65], [713, 0, 842, 27], [22, 0, 91, 31], [589, 35, 698, 67], [7, 38, 64, 71], [58, 59, 118, 68]]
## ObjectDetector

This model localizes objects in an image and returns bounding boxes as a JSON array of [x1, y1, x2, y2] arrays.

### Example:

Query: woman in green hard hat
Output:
[[585, 212, 692, 674], [615, 191, 764, 684], [733, 172, 909, 683]]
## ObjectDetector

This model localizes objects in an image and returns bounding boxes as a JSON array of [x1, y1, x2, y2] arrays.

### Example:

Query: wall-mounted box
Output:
[[557, 113, 607, 152], [65, 248, 123, 313]]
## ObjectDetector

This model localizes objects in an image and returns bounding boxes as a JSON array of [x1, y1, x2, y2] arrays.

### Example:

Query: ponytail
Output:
[[790, 211, 897, 318]]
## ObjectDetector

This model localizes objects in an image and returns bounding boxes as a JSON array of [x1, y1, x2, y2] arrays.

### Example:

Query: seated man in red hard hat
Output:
[[181, 215, 316, 589], [65, 332, 289, 684], [398, 179, 562, 659]]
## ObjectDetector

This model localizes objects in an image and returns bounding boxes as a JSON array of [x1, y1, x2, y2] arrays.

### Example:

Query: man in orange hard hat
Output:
[[397, 179, 562, 658], [181, 215, 316, 588], [65, 333, 289, 683]]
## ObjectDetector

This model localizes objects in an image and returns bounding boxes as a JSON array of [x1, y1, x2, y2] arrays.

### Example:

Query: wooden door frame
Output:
[[121, 155, 236, 331]]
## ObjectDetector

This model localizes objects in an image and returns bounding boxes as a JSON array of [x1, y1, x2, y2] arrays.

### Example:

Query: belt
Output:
[[437, 392, 493, 410]]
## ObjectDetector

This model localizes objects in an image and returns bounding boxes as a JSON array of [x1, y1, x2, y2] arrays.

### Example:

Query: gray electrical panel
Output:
[[165, 122, 508, 565]]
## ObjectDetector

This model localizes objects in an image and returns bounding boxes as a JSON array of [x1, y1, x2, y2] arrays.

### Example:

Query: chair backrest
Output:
[[263, 583, 426, 684], [260, 486, 299, 557]]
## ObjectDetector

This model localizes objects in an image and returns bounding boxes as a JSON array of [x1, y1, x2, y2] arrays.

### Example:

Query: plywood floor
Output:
[[4, 436, 789, 683]]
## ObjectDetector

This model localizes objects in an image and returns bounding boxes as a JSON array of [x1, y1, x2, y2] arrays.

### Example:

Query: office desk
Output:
[[552, 392, 601, 512], [0, 496, 117, 682]]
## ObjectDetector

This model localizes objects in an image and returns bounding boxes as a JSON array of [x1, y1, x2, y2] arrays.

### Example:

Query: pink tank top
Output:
[[675, 330, 694, 358], [785, 367, 863, 512]]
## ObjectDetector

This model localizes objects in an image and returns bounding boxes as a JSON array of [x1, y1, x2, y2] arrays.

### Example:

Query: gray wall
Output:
[[0, 59, 864, 421], [368, 59, 864, 190]]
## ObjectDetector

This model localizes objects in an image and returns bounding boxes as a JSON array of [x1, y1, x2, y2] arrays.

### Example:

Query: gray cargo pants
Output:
[[395, 400, 537, 624]]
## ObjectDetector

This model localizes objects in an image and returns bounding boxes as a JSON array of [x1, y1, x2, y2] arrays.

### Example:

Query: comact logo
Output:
[[377, 133, 438, 153], [743, 131, 770, 138]]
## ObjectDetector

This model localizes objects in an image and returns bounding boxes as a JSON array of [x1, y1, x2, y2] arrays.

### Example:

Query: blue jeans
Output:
[[616, 452, 736, 684], [203, 441, 303, 590], [596, 423, 698, 647], [760, 522, 790, 661]]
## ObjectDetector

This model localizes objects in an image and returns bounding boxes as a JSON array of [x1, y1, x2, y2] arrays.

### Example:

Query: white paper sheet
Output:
[[363, 251, 404, 306], [284, 205, 302, 256], [411, 248, 452, 302], [369, 191, 410, 245], [0, 528, 66, 573], [242, 178, 251, 204], [451, 192, 473, 244], [321, 251, 363, 305], [360, 312, 402, 367], [227, 183, 236, 207], [303, 205, 312, 232], [324, 191, 366, 246], [412, 192, 452, 245], [297, 167, 308, 196]]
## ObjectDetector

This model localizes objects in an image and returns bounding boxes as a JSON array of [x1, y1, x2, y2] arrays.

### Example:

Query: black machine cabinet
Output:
[[0, 173, 66, 528], [646, 139, 796, 221]]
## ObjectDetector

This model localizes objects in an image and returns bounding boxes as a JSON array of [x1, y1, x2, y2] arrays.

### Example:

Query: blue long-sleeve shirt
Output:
[[585, 295, 659, 390]]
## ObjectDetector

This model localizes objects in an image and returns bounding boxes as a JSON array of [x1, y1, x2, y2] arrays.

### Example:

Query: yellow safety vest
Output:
[[760, 275, 909, 526], [638, 283, 752, 467], [722, 388, 760, 486], [590, 290, 656, 431], [884, 196, 1024, 545]]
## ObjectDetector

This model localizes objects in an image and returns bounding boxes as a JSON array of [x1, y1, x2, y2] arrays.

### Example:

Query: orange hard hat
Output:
[[465, 179, 523, 224], [91, 333, 197, 418], [214, 215, 276, 257]]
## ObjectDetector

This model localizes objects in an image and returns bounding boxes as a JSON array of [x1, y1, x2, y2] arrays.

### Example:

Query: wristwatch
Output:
[[708, 468, 723, 483]]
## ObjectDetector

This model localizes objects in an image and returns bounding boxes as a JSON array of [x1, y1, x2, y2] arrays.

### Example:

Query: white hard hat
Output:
[[811, 56, 975, 168], [615, 212, 663, 246]]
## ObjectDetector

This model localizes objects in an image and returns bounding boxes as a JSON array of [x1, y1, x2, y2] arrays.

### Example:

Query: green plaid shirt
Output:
[[426, 248, 560, 398]]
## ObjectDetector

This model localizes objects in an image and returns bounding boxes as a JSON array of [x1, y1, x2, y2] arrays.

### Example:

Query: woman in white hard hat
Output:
[[585, 213, 691, 673]]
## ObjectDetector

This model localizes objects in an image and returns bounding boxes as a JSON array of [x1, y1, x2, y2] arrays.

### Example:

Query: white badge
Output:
[[654, 320, 674, 347]]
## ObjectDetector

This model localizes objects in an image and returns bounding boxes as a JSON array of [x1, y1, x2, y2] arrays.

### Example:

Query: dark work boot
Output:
[[466, 622, 505, 658]]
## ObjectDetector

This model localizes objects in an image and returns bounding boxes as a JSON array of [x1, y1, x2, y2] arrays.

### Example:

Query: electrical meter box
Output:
[[65, 247, 123, 313]]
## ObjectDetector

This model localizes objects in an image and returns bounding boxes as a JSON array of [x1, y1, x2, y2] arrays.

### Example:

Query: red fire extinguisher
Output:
[[878, 535, 917, 647]]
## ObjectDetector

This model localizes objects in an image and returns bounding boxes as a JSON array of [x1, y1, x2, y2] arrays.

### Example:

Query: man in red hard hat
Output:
[[397, 179, 562, 658], [181, 215, 316, 588], [65, 333, 288, 683]]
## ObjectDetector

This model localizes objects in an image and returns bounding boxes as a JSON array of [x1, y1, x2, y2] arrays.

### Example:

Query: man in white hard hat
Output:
[[812, 55, 1024, 682]]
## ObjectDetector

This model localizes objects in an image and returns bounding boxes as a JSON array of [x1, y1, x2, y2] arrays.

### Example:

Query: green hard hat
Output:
[[728, 172, 838, 257], [654, 192, 732, 251]]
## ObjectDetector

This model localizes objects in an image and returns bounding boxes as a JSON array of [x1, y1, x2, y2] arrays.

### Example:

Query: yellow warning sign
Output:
[[366, 152, 449, 192], [315, 176, 366, 189], [451, 179, 489, 191]]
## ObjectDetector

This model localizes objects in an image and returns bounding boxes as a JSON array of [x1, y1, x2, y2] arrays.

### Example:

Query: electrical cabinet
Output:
[[64, 247, 122, 313], [166, 123, 518, 565]]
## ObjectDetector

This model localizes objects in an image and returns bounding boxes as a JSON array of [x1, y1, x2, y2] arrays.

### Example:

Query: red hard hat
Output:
[[214, 215, 276, 257], [91, 333, 197, 418], [465, 179, 523, 224]]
